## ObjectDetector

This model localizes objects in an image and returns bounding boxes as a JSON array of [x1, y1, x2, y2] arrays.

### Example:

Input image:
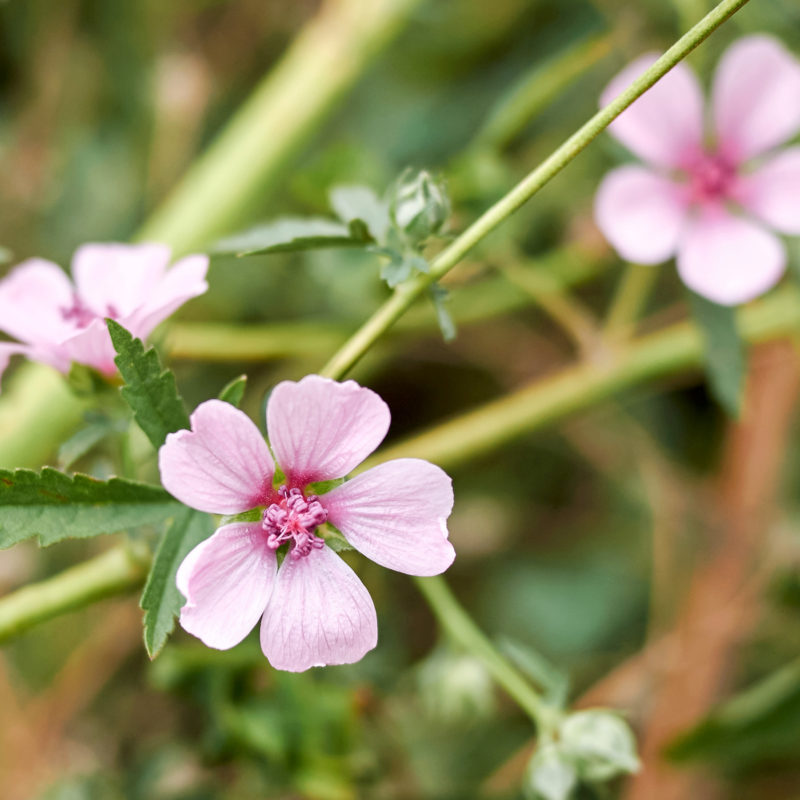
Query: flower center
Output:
[[262, 486, 327, 559], [60, 295, 120, 329], [686, 152, 737, 205]]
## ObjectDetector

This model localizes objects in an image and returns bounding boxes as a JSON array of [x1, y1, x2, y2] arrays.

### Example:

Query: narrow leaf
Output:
[[219, 374, 247, 407], [141, 506, 214, 658], [687, 291, 745, 417], [58, 414, 124, 469], [329, 184, 390, 242], [213, 217, 373, 257], [108, 320, 190, 448], [0, 467, 180, 548], [430, 283, 457, 342]]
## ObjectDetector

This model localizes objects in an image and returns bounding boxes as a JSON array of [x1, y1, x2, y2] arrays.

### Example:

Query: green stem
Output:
[[363, 286, 800, 472], [603, 263, 659, 342], [319, 0, 751, 379], [138, 0, 423, 254], [415, 575, 557, 729], [0, 544, 150, 642]]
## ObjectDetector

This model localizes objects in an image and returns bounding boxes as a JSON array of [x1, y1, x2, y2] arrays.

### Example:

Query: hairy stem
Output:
[[319, 0, 751, 379]]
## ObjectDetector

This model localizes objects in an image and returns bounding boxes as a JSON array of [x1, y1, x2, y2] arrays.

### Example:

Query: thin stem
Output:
[[414, 575, 557, 730], [138, 0, 423, 254], [319, 0, 751, 380], [0, 544, 150, 642], [603, 263, 660, 342]]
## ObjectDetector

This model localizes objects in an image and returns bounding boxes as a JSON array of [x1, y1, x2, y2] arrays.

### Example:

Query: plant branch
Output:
[[0, 545, 150, 643], [319, 0, 751, 379]]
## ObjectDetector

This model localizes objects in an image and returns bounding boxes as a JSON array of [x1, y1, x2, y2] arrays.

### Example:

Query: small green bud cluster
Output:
[[524, 710, 640, 800], [389, 168, 450, 246]]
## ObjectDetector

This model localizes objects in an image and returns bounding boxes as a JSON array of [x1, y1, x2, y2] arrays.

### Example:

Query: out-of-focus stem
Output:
[[0, 545, 150, 643], [319, 0, 751, 379], [603, 263, 659, 342], [363, 286, 800, 472], [415, 574, 557, 730], [138, 0, 423, 254], [475, 33, 615, 150]]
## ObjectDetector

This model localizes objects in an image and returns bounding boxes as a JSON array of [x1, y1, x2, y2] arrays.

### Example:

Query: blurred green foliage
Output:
[[2, 0, 800, 798]]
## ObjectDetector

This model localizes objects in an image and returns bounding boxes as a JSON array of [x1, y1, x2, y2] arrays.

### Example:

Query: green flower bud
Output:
[[417, 648, 494, 724], [389, 169, 450, 243], [523, 743, 578, 800], [559, 709, 640, 782]]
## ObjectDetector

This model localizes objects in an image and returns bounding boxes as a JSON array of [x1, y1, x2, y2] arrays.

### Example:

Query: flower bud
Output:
[[389, 169, 450, 243], [523, 743, 577, 800], [559, 709, 640, 782], [417, 648, 494, 724]]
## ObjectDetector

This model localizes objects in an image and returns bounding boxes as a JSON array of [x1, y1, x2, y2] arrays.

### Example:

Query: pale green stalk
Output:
[[319, 0, 751, 379], [139, 0, 423, 254], [603, 263, 660, 342], [0, 544, 149, 642]]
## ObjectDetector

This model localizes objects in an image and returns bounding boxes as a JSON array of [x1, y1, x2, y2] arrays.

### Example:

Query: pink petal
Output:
[[72, 243, 172, 318], [713, 35, 800, 162], [0, 259, 76, 346], [594, 166, 689, 264], [57, 317, 118, 375], [125, 254, 209, 340], [159, 400, 275, 514], [177, 522, 277, 650], [601, 55, 704, 168], [322, 458, 455, 576], [260, 544, 378, 671], [266, 375, 390, 486], [676, 208, 786, 306], [738, 146, 800, 235]]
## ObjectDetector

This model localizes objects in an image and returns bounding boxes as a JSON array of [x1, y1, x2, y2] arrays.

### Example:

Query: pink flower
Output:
[[158, 375, 455, 672], [0, 242, 208, 385], [595, 35, 800, 305]]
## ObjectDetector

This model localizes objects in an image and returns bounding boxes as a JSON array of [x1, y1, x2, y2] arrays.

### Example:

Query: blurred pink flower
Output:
[[595, 35, 800, 305], [159, 375, 455, 672], [0, 243, 208, 385]]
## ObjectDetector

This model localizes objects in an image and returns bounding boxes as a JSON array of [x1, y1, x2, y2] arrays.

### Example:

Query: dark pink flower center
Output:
[[60, 295, 119, 329], [262, 486, 327, 559], [686, 152, 738, 205]]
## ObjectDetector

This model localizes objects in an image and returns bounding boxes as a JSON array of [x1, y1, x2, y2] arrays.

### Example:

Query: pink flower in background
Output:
[[595, 35, 800, 305], [159, 375, 455, 672], [0, 243, 208, 385]]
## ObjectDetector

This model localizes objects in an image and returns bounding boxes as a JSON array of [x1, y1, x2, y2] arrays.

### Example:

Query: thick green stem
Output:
[[319, 0, 751, 379], [0, 544, 150, 642], [138, 0, 423, 254], [363, 287, 800, 472], [415, 574, 557, 729]]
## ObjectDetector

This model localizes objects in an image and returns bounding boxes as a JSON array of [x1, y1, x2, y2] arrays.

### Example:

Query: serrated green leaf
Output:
[[141, 506, 214, 658], [213, 217, 373, 257], [218, 374, 247, 407], [329, 184, 390, 242], [0, 467, 180, 548], [687, 291, 745, 418], [107, 320, 190, 449]]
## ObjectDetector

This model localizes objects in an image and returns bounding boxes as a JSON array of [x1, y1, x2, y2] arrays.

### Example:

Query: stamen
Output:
[[262, 486, 327, 559]]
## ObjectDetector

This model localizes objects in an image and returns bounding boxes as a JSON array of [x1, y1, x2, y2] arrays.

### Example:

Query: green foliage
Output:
[[107, 320, 190, 449], [688, 291, 746, 418], [0, 467, 180, 548], [214, 216, 374, 256], [218, 374, 247, 407], [524, 743, 578, 800], [141, 505, 215, 659], [57, 413, 125, 470]]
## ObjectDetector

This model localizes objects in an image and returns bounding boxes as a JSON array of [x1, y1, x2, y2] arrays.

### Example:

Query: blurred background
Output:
[[2, 0, 800, 798]]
